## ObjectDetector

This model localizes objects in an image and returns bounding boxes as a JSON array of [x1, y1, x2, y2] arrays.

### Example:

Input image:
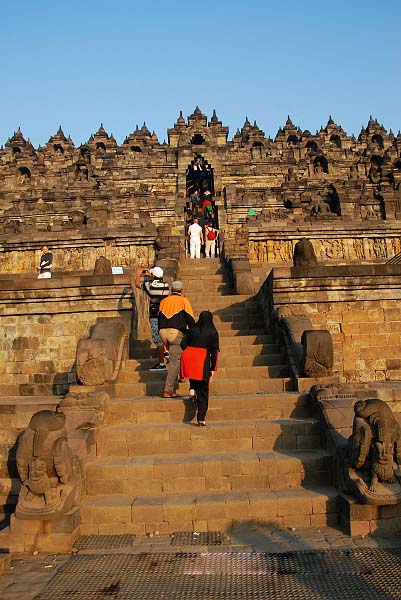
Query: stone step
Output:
[[178, 273, 230, 281], [188, 296, 256, 309], [117, 363, 290, 384], [85, 449, 333, 496], [178, 278, 231, 289], [95, 418, 320, 457], [186, 289, 232, 298], [80, 485, 339, 535], [131, 342, 281, 360], [184, 280, 231, 289], [123, 352, 285, 371], [107, 392, 310, 424], [211, 313, 262, 323], [133, 334, 276, 349], [203, 320, 265, 331], [113, 376, 295, 397], [181, 275, 228, 282], [218, 331, 270, 340], [179, 259, 222, 268], [210, 311, 262, 322]]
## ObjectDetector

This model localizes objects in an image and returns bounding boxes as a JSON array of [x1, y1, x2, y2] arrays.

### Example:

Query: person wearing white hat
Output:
[[135, 266, 170, 371]]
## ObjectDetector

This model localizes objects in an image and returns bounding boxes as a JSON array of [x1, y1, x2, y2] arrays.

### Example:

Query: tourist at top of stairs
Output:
[[158, 281, 195, 398], [188, 217, 204, 259]]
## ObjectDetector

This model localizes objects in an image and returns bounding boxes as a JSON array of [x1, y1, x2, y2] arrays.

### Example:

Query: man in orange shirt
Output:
[[158, 281, 195, 397]]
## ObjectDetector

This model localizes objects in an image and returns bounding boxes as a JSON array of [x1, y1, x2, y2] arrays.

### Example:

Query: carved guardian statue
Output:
[[343, 399, 401, 504], [15, 410, 82, 519]]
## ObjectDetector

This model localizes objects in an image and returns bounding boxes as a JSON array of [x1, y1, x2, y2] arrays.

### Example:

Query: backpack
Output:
[[207, 227, 216, 241], [144, 278, 169, 318]]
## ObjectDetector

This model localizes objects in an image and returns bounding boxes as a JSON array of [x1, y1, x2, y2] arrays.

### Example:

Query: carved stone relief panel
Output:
[[368, 238, 387, 260], [272, 240, 294, 262], [353, 238, 366, 260], [391, 237, 401, 257], [317, 239, 345, 260]]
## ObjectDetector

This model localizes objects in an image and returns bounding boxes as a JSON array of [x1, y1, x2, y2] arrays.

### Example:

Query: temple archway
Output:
[[329, 134, 342, 149], [313, 155, 329, 174], [326, 184, 341, 215], [186, 155, 214, 197], [305, 140, 319, 154], [251, 141, 263, 159], [80, 147, 91, 162], [18, 166, 31, 184], [185, 155, 218, 234], [287, 134, 299, 146], [191, 133, 205, 145], [372, 134, 384, 149]]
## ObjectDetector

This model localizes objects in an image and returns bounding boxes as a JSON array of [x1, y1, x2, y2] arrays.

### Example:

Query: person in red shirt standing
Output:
[[204, 220, 219, 258]]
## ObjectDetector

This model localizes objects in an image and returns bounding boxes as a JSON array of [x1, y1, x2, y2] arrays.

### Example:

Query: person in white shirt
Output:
[[188, 217, 204, 259], [37, 245, 53, 279]]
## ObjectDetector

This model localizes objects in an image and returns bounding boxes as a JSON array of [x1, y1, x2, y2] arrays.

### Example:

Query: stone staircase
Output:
[[80, 259, 338, 535]]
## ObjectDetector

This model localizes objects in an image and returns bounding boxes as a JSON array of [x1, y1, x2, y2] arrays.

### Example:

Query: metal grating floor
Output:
[[73, 534, 135, 550], [170, 531, 230, 546], [34, 548, 401, 599]]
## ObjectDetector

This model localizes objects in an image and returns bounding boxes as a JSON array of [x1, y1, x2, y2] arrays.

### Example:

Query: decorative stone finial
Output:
[[177, 110, 185, 125], [210, 109, 219, 124]]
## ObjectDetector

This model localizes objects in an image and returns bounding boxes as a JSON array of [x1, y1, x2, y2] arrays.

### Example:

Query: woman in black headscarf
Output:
[[180, 310, 219, 426]]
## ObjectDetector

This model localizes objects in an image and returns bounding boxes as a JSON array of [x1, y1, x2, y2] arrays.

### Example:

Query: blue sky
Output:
[[0, 0, 400, 146]]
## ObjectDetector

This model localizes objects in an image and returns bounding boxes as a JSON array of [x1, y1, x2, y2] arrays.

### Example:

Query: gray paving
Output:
[[0, 526, 401, 599]]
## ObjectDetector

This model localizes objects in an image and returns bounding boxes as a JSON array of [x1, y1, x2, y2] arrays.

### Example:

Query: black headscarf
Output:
[[182, 310, 219, 351]]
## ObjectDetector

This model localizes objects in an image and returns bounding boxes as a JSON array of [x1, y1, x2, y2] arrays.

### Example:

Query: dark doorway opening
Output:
[[186, 155, 214, 197], [184, 155, 219, 257]]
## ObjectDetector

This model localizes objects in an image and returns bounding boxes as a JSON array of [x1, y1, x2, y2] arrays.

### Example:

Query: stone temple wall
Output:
[[0, 274, 141, 396], [1, 107, 401, 392], [1, 108, 401, 272], [0, 235, 156, 275], [271, 265, 401, 382], [248, 226, 401, 265]]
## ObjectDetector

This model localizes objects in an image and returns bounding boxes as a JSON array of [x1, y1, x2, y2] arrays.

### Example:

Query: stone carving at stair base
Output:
[[342, 399, 401, 505], [58, 390, 110, 430], [274, 308, 333, 379], [15, 410, 83, 520], [301, 329, 333, 377], [77, 318, 125, 386], [310, 385, 401, 507]]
